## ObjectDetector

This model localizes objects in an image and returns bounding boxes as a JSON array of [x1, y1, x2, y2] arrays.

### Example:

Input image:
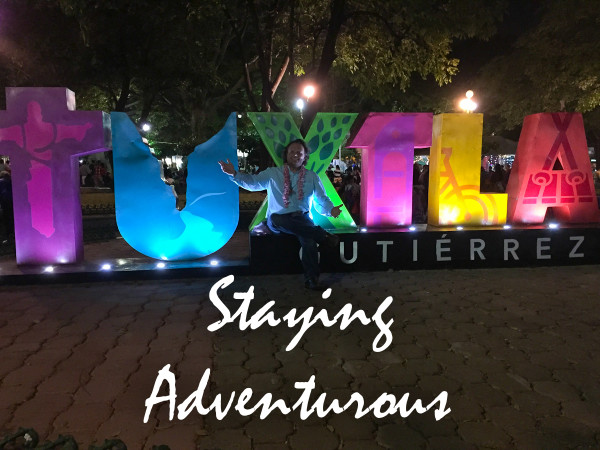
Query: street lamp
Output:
[[295, 98, 305, 118], [459, 90, 477, 113], [303, 84, 315, 101]]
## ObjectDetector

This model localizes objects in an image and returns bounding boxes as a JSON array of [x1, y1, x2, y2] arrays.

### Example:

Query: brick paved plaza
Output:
[[0, 264, 599, 449]]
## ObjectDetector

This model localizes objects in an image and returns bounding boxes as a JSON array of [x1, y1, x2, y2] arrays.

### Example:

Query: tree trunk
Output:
[[114, 75, 131, 112], [247, 0, 274, 111], [139, 91, 157, 124], [301, 0, 346, 134]]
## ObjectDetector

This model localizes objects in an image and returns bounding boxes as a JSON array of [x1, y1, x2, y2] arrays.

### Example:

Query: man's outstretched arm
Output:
[[218, 158, 237, 176], [218, 159, 271, 191], [312, 175, 343, 218]]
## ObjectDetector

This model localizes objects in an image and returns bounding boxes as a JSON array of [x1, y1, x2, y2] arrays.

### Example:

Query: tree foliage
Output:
[[330, 0, 505, 104], [0, 0, 508, 157], [58, 0, 248, 151], [479, 0, 600, 131], [0, 0, 82, 87], [221, 0, 506, 127]]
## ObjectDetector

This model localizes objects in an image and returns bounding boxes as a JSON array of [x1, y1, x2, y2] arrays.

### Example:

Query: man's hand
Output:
[[218, 158, 236, 176], [330, 205, 343, 218]]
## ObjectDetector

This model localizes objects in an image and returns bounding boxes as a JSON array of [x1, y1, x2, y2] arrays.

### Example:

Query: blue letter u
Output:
[[111, 112, 239, 260]]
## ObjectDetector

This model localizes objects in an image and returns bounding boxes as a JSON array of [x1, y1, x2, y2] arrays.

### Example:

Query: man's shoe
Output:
[[324, 232, 340, 248], [304, 278, 321, 290], [252, 220, 274, 236]]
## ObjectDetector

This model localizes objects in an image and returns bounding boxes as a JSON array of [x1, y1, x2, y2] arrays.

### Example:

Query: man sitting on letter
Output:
[[219, 139, 342, 290]]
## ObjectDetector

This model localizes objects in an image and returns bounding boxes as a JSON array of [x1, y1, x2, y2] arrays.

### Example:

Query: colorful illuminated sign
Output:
[[0, 86, 598, 267], [506, 113, 599, 223], [111, 112, 239, 261], [0, 87, 110, 264], [248, 112, 357, 230], [349, 113, 432, 227], [429, 114, 507, 226]]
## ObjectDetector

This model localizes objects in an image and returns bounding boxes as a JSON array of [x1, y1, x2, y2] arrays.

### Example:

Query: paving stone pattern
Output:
[[0, 265, 599, 449]]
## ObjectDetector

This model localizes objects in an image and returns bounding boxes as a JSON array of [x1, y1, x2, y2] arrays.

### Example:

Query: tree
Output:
[[54, 0, 193, 114], [0, 0, 510, 161], [479, 0, 600, 132], [0, 0, 84, 89], [56, 0, 249, 151], [224, 0, 507, 132]]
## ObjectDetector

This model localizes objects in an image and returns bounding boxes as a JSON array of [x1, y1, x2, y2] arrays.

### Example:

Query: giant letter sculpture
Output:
[[506, 112, 599, 223], [429, 113, 507, 226], [348, 113, 432, 227], [111, 112, 239, 260], [248, 113, 357, 230], [0, 87, 110, 264]]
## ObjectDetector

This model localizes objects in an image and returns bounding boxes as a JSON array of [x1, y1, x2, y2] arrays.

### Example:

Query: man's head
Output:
[[283, 139, 309, 170]]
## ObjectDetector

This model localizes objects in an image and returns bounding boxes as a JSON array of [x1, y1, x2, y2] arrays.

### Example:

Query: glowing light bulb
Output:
[[303, 85, 315, 99]]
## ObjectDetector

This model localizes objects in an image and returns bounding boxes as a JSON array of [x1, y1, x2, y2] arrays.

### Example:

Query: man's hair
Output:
[[282, 139, 310, 166]]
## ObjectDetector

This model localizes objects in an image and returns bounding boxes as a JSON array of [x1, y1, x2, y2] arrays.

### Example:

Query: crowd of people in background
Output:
[[0, 167, 13, 243], [0, 158, 12, 242], [481, 160, 512, 193], [3, 151, 600, 245], [326, 157, 362, 222], [79, 160, 114, 190], [162, 163, 188, 197], [412, 163, 430, 223]]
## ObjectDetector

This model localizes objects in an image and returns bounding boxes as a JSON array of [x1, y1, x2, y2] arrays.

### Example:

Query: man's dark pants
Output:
[[267, 211, 328, 282]]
